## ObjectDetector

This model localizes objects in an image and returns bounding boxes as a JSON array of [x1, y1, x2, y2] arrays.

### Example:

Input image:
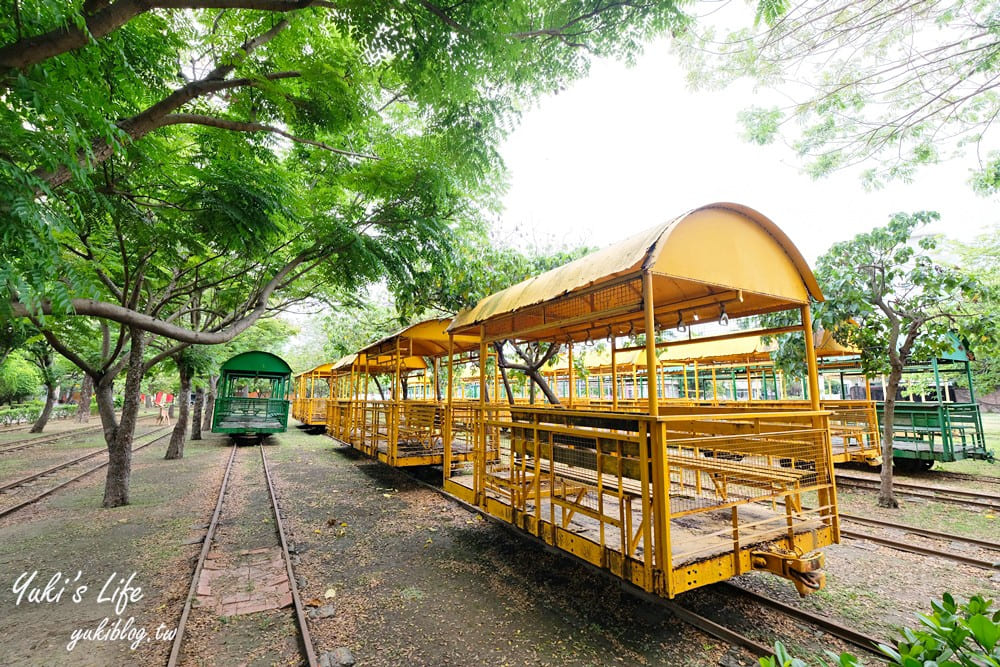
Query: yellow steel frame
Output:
[[442, 204, 840, 599]]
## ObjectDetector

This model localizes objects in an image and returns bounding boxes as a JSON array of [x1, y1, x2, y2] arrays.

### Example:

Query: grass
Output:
[[934, 411, 999, 476]]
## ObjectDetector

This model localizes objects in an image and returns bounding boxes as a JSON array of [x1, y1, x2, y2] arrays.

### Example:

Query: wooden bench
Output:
[[398, 404, 440, 450]]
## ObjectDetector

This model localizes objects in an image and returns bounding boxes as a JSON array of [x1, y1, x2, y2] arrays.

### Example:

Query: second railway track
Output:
[[168, 442, 317, 667], [836, 473, 1000, 510], [0, 426, 173, 519]]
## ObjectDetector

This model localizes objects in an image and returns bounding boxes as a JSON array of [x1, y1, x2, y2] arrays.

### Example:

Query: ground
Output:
[[0, 417, 996, 666]]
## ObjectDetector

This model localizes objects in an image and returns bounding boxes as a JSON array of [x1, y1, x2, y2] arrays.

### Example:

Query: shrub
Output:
[[0, 403, 78, 426], [761, 593, 999, 667]]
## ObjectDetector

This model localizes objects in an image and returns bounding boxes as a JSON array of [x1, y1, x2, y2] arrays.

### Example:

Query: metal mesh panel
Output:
[[482, 278, 643, 340]]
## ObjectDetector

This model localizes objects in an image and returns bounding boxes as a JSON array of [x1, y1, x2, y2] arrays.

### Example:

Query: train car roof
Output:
[[220, 350, 292, 376], [448, 203, 823, 343]]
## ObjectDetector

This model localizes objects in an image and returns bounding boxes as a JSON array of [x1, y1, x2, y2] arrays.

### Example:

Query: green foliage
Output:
[[762, 594, 1000, 667], [2, 0, 691, 325], [950, 226, 1000, 394], [0, 402, 77, 426], [676, 1, 1000, 188], [766, 212, 993, 380], [739, 106, 784, 145], [0, 353, 42, 404]]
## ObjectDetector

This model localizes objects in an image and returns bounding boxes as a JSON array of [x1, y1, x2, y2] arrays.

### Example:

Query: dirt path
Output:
[[266, 426, 728, 667], [0, 435, 231, 665]]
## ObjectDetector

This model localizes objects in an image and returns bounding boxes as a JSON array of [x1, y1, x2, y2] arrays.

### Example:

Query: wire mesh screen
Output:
[[482, 278, 643, 340]]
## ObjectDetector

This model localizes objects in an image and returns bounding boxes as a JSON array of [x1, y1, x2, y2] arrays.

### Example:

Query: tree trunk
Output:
[[76, 374, 93, 423], [879, 365, 903, 508], [102, 331, 146, 508], [498, 364, 515, 405], [29, 383, 57, 433], [145, 393, 152, 408], [373, 375, 385, 400], [165, 363, 191, 459], [168, 401, 175, 420], [203, 375, 217, 431], [192, 387, 204, 440], [527, 368, 560, 405]]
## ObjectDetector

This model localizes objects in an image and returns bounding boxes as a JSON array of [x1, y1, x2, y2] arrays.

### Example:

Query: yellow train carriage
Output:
[[442, 202, 840, 598], [534, 330, 880, 466], [325, 318, 481, 468], [292, 362, 337, 426], [655, 333, 882, 466]]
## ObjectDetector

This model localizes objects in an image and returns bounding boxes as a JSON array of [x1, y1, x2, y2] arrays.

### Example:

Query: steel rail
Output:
[[260, 444, 319, 667], [167, 443, 238, 667], [906, 471, 1000, 487], [0, 424, 107, 454], [719, 583, 885, 658], [0, 417, 156, 455], [841, 513, 1000, 551], [841, 528, 1000, 570], [0, 430, 173, 519], [835, 475, 999, 510], [0, 425, 172, 493]]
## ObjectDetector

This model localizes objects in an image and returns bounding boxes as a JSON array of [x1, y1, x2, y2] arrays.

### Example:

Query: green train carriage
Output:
[[212, 351, 292, 440]]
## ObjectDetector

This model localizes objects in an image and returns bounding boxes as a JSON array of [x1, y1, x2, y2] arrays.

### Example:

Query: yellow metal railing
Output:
[[450, 405, 837, 597]]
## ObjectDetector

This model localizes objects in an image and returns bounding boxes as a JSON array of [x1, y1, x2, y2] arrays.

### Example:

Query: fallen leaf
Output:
[[324, 588, 336, 599]]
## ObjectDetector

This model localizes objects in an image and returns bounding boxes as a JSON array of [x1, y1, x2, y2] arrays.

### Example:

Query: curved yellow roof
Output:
[[360, 317, 481, 359], [449, 203, 823, 342]]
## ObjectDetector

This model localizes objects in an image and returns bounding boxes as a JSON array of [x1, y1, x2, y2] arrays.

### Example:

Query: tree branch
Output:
[[0, 0, 334, 75], [159, 114, 379, 160], [10, 247, 320, 344]]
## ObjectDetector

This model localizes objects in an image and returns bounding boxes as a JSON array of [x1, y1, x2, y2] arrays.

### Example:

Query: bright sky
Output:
[[499, 38, 999, 264]]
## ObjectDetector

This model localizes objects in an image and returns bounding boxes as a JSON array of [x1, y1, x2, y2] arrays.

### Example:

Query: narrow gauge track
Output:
[[0, 423, 108, 455], [718, 583, 885, 658], [840, 514, 1000, 570], [896, 470, 1000, 488], [380, 452, 884, 663], [168, 443, 317, 667], [836, 473, 1000, 510], [0, 427, 172, 519]]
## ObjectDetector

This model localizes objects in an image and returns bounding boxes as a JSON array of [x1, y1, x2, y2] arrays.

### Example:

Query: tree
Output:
[[4, 1, 691, 507], [951, 226, 1000, 397], [22, 337, 66, 433], [809, 212, 991, 507], [0, 353, 41, 405], [678, 0, 1000, 188]]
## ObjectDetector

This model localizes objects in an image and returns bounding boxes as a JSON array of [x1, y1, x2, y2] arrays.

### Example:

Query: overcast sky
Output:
[[498, 38, 999, 263]]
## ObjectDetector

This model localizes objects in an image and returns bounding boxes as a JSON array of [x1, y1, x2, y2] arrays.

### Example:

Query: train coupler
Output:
[[751, 548, 826, 596]]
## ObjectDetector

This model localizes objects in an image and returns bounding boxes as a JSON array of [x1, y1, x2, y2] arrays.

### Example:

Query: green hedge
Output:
[[0, 403, 79, 427]]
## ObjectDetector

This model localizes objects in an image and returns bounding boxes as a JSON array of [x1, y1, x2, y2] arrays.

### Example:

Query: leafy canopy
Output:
[[677, 0, 1000, 189], [765, 212, 992, 379]]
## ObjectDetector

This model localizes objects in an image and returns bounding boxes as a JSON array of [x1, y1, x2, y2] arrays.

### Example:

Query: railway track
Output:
[[903, 470, 1000, 488], [840, 513, 1000, 569], [0, 427, 173, 519], [388, 455, 883, 663], [0, 417, 156, 455], [836, 473, 1000, 510], [168, 443, 317, 667], [0, 423, 108, 454]]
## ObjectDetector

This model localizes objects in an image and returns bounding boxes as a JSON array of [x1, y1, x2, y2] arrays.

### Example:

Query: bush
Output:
[[0, 403, 78, 426], [762, 593, 999, 667]]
